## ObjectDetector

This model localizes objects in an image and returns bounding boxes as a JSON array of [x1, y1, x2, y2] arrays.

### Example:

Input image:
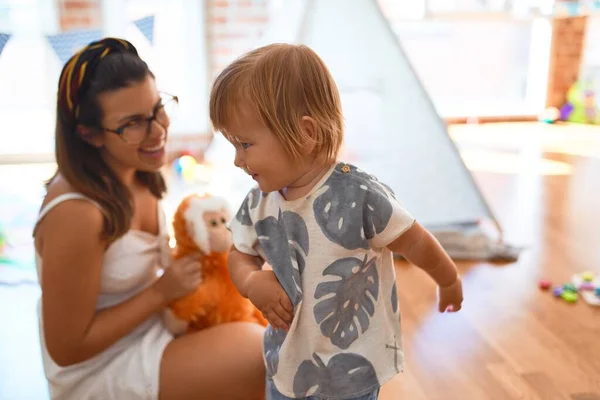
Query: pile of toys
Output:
[[559, 80, 599, 125], [539, 80, 599, 125], [539, 271, 600, 306], [171, 152, 214, 185], [172, 154, 199, 182]]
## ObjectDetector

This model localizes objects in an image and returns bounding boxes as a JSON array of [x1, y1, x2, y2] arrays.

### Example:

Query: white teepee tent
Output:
[[258, 0, 520, 261]]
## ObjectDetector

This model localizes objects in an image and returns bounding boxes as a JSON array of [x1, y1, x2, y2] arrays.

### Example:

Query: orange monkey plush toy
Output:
[[163, 193, 267, 335]]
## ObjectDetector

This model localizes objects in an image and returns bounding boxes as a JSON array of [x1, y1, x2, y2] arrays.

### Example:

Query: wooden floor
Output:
[[381, 122, 600, 400], [1, 122, 599, 399]]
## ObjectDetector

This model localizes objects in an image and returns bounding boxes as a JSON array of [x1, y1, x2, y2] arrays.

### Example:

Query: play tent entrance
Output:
[[259, 0, 519, 261]]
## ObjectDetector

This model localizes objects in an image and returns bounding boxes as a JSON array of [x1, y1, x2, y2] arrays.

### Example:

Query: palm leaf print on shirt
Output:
[[255, 210, 309, 307], [391, 282, 399, 314], [352, 165, 398, 199], [235, 187, 261, 226], [313, 254, 379, 349], [264, 324, 288, 377], [293, 352, 379, 398], [313, 164, 393, 250]]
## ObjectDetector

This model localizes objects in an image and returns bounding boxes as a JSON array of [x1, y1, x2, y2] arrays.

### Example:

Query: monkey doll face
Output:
[[202, 210, 232, 253]]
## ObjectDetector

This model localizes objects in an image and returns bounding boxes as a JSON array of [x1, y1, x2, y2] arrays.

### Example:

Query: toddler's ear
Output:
[[299, 116, 318, 155]]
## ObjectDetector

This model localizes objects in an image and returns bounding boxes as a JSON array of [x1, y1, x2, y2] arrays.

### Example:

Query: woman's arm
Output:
[[39, 200, 169, 367]]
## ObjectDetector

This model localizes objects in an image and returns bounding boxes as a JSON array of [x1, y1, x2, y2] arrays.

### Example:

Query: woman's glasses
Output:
[[101, 92, 178, 145]]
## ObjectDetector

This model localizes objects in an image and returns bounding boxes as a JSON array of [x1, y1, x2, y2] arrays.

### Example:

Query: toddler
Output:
[[209, 43, 463, 400]]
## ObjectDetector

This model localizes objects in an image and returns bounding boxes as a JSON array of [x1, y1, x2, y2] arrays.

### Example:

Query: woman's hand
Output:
[[154, 255, 203, 304]]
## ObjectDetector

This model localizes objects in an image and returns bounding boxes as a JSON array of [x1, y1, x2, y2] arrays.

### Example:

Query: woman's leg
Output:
[[159, 322, 266, 400]]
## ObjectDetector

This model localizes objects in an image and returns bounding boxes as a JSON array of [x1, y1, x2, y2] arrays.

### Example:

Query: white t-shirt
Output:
[[229, 162, 415, 399]]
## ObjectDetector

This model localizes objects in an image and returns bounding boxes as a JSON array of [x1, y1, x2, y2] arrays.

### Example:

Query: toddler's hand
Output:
[[437, 277, 463, 313], [244, 270, 294, 331]]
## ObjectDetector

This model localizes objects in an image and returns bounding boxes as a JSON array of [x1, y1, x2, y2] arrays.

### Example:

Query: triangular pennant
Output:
[[134, 15, 155, 45], [0, 33, 11, 58], [46, 29, 103, 66]]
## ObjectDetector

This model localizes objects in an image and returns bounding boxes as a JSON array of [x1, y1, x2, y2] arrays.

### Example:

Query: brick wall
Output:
[[205, 0, 270, 79], [57, 0, 103, 31], [545, 15, 588, 108]]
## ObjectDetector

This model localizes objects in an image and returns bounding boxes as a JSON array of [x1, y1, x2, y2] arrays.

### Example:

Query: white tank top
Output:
[[33, 193, 172, 396]]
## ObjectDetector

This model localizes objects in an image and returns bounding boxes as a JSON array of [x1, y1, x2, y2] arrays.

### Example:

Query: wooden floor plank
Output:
[[487, 363, 545, 400], [523, 372, 573, 400]]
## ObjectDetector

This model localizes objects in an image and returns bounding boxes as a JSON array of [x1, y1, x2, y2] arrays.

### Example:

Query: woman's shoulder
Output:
[[43, 174, 97, 207], [43, 173, 75, 203], [37, 173, 105, 235]]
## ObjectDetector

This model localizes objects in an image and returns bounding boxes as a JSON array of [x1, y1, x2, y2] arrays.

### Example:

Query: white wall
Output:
[[393, 18, 537, 117], [0, 0, 59, 157]]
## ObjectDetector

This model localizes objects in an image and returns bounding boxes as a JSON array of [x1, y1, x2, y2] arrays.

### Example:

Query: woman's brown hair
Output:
[[48, 38, 166, 242]]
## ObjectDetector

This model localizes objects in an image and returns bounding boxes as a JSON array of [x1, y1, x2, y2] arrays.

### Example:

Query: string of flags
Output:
[[0, 33, 11, 58], [134, 15, 155, 45], [47, 29, 103, 66], [0, 16, 154, 66], [46, 16, 155, 65]]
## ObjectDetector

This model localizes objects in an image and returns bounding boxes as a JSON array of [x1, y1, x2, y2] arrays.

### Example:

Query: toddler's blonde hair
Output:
[[209, 43, 343, 163]]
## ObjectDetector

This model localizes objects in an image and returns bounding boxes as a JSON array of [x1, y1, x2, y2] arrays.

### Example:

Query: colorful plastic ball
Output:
[[173, 155, 197, 182], [560, 291, 578, 303], [563, 283, 577, 293], [582, 271, 595, 282], [539, 107, 560, 124], [539, 280, 551, 290]]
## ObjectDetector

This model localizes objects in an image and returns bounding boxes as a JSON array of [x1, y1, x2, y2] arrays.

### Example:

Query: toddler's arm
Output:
[[228, 245, 294, 329], [387, 221, 463, 311], [228, 245, 263, 297]]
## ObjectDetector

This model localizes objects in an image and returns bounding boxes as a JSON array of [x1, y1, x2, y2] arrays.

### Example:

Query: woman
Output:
[[32, 38, 265, 400]]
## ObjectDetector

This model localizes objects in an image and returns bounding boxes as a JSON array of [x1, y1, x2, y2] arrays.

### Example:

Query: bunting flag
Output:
[[134, 15, 155, 45], [0, 33, 11, 58], [46, 28, 103, 66]]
